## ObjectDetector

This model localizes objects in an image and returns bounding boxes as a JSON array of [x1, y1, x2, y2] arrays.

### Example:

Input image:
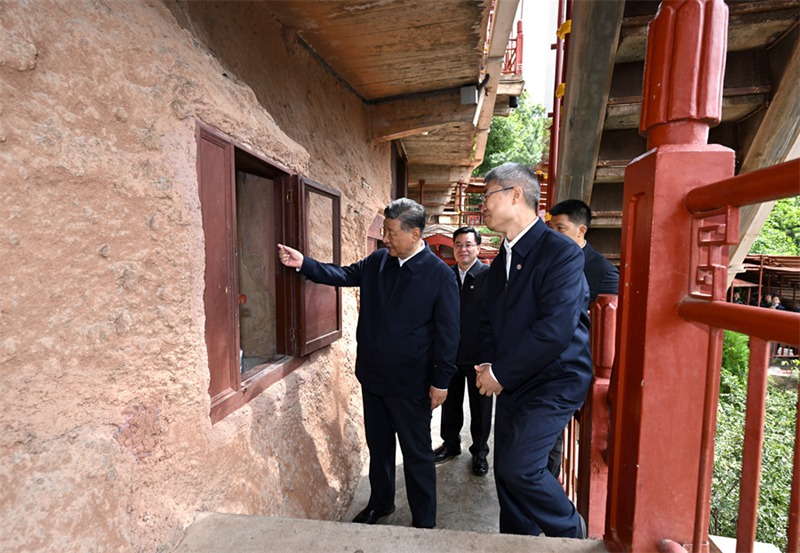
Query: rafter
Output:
[[729, 38, 800, 283], [367, 90, 480, 142]]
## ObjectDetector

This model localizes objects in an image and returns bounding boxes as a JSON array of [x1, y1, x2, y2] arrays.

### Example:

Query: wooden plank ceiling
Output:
[[264, 0, 523, 217], [556, 0, 800, 267]]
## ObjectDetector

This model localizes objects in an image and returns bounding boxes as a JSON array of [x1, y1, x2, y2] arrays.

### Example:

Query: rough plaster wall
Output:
[[0, 1, 390, 551], [165, 0, 390, 260]]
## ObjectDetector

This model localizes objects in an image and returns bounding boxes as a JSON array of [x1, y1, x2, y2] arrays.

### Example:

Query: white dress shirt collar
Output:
[[457, 258, 478, 284], [504, 218, 539, 278]]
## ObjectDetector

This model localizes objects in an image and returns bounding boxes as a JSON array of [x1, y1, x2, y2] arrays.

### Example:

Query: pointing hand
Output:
[[277, 244, 304, 269]]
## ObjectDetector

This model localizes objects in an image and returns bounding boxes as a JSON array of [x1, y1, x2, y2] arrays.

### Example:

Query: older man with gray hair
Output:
[[278, 197, 459, 529], [475, 162, 592, 538]]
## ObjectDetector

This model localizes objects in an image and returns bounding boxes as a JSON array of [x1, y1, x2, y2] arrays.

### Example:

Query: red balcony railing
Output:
[[678, 158, 800, 553], [575, 295, 618, 538], [502, 20, 524, 76], [574, 159, 799, 551]]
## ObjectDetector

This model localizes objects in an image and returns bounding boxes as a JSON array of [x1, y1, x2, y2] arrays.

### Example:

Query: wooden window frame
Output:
[[196, 122, 342, 422], [293, 176, 343, 356]]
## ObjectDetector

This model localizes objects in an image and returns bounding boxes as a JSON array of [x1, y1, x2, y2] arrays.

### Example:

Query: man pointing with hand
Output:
[[278, 198, 459, 530]]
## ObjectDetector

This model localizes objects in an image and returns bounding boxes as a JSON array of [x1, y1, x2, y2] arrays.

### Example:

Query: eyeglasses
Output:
[[482, 186, 515, 202], [454, 242, 477, 250]]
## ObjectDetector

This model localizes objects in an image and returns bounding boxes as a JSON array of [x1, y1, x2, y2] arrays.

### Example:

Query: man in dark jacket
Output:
[[433, 227, 492, 476], [549, 199, 619, 306], [547, 199, 620, 479], [277, 198, 459, 529], [476, 163, 592, 538]]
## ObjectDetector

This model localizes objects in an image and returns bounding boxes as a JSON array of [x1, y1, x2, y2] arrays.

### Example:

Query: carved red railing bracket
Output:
[[690, 205, 740, 301]]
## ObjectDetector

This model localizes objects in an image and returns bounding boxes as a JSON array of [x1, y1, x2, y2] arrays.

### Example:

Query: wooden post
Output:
[[604, 1, 734, 551]]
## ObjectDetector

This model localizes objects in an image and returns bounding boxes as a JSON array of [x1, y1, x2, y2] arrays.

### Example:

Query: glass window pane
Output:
[[236, 171, 278, 371]]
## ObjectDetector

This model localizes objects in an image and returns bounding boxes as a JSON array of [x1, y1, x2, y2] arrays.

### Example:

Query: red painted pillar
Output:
[[604, 1, 734, 551]]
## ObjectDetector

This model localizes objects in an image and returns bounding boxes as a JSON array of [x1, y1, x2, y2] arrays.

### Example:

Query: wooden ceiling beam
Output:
[[367, 90, 480, 142], [617, 0, 800, 63], [474, 0, 519, 168], [729, 38, 800, 283], [408, 165, 471, 185], [555, 0, 626, 205], [605, 93, 769, 130], [595, 166, 627, 184], [473, 60, 502, 168]]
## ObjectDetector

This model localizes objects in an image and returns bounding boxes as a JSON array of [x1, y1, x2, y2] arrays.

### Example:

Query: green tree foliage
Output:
[[750, 197, 800, 255], [473, 91, 550, 177], [712, 331, 797, 551]]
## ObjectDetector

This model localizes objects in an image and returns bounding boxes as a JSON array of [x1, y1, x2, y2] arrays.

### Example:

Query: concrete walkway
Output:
[[176, 399, 607, 552], [175, 513, 608, 553], [343, 401, 501, 531]]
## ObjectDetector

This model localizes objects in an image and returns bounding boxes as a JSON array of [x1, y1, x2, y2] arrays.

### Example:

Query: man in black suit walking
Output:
[[278, 198, 459, 529], [433, 227, 492, 476], [475, 163, 592, 538]]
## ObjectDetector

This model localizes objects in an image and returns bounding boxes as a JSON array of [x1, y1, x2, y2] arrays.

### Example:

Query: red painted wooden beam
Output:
[[677, 299, 800, 346], [685, 158, 800, 213]]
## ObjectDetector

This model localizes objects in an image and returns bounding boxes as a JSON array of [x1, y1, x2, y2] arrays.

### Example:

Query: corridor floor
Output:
[[343, 399, 501, 532], [176, 395, 607, 553]]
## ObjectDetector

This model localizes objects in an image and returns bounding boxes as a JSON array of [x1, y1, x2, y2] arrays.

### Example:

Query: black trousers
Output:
[[494, 392, 582, 537], [439, 363, 493, 458], [362, 389, 436, 528], [548, 432, 564, 478]]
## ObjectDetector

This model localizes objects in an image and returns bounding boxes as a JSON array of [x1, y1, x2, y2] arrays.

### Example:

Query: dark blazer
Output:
[[583, 241, 619, 304], [300, 245, 460, 397], [480, 220, 592, 401], [454, 260, 489, 364]]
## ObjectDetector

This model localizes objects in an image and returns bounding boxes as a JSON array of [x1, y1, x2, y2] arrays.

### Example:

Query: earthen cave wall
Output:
[[0, 1, 389, 551]]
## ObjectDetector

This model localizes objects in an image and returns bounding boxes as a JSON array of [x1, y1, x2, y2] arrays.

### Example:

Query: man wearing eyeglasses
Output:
[[277, 198, 459, 530], [475, 163, 592, 539], [433, 226, 492, 476]]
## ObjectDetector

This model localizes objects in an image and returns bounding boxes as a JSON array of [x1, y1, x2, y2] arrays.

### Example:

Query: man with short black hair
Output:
[[278, 198, 459, 529], [549, 199, 619, 306], [433, 226, 492, 476]]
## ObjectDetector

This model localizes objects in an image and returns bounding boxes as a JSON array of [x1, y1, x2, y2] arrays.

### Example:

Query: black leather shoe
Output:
[[472, 455, 489, 476], [433, 444, 461, 463], [352, 506, 395, 524]]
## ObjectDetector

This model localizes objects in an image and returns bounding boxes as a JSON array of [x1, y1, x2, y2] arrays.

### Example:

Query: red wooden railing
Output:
[[678, 158, 800, 553], [502, 20, 524, 76], [458, 179, 485, 227], [574, 295, 618, 538], [575, 164, 799, 551], [576, 161, 800, 549]]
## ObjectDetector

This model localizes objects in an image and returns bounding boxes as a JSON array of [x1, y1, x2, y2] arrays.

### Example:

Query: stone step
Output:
[[175, 513, 609, 553]]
